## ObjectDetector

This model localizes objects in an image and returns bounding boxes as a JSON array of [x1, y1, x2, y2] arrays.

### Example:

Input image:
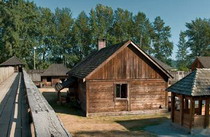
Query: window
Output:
[[47, 77, 51, 82], [115, 84, 127, 98]]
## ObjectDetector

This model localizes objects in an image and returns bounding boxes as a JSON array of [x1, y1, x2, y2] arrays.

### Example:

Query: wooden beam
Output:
[[205, 99, 209, 128], [189, 98, 195, 129], [180, 95, 184, 125], [171, 92, 175, 122], [184, 99, 188, 109], [198, 100, 202, 115]]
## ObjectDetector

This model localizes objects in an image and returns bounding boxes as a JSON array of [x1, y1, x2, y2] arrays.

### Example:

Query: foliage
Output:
[[0, 1, 174, 69], [176, 32, 189, 71]]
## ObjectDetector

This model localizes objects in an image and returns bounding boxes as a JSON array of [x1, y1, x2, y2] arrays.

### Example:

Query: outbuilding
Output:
[[59, 40, 172, 116], [167, 68, 210, 133], [0, 56, 24, 72]]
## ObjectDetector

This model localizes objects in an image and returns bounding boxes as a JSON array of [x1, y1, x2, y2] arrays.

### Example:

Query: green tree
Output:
[[185, 18, 210, 58], [152, 16, 173, 64], [133, 12, 153, 53], [71, 11, 91, 66], [111, 8, 133, 43], [89, 4, 114, 47], [176, 31, 189, 71]]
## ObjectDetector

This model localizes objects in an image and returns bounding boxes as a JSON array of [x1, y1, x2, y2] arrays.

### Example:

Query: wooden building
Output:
[[191, 56, 210, 71], [60, 40, 172, 116], [27, 69, 44, 87], [42, 64, 69, 87], [167, 68, 210, 133], [0, 56, 24, 72]]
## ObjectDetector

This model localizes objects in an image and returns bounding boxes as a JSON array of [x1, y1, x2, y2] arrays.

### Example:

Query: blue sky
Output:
[[31, 0, 210, 59]]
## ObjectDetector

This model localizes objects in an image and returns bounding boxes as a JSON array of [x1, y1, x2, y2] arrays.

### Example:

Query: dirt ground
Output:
[[40, 88, 169, 137]]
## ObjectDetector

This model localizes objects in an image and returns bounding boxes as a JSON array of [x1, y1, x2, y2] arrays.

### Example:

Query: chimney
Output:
[[98, 39, 106, 50]]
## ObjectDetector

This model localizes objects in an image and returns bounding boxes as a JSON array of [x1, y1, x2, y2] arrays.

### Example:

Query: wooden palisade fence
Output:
[[23, 69, 71, 137]]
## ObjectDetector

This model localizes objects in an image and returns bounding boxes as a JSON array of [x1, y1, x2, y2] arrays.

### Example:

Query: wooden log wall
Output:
[[0, 67, 14, 84], [23, 70, 71, 137], [86, 45, 168, 114]]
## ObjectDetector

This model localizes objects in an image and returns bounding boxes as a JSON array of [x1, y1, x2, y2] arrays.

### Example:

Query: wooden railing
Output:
[[23, 70, 71, 137]]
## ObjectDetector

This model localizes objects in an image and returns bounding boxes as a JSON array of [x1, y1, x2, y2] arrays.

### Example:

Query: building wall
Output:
[[86, 79, 167, 114], [42, 76, 68, 87], [84, 45, 168, 115]]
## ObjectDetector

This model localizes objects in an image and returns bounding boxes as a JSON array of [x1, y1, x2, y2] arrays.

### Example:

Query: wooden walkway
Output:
[[0, 73, 31, 137]]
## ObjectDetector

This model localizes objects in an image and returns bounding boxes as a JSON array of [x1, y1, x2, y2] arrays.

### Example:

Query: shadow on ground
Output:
[[74, 130, 155, 137], [42, 92, 85, 117]]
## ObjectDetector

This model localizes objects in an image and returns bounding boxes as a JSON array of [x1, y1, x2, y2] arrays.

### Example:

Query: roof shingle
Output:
[[42, 64, 69, 77], [0, 56, 24, 66], [167, 68, 210, 96], [68, 40, 172, 79], [197, 56, 210, 68]]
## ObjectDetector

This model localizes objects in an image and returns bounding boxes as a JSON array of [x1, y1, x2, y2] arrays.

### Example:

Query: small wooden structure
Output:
[[167, 68, 210, 132], [191, 56, 210, 71], [27, 69, 44, 87], [62, 40, 172, 116], [0, 56, 24, 72], [41, 64, 69, 87]]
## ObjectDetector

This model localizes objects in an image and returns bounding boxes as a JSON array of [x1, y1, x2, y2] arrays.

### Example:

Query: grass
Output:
[[41, 90, 170, 137]]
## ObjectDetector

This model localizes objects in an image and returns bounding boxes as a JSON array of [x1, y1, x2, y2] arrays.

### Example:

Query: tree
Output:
[[133, 12, 153, 53], [185, 18, 210, 58], [89, 4, 114, 47], [152, 16, 173, 64], [111, 8, 133, 43], [176, 31, 189, 71], [71, 11, 91, 66]]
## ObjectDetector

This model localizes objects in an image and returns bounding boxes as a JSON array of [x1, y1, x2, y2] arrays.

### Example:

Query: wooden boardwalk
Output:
[[0, 73, 31, 137]]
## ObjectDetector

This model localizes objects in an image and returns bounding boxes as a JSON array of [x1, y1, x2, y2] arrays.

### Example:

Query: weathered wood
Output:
[[23, 70, 71, 137], [189, 98, 195, 129], [171, 92, 175, 122], [198, 100, 202, 115], [205, 99, 209, 128], [0, 73, 20, 137], [180, 95, 184, 125]]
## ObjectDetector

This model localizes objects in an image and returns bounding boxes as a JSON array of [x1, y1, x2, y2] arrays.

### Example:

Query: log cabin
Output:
[[167, 68, 210, 134], [0, 56, 24, 72], [191, 56, 210, 71], [57, 40, 173, 116], [41, 64, 69, 87]]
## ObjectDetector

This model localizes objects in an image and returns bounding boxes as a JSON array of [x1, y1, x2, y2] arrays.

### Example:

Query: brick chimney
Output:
[[98, 39, 106, 50]]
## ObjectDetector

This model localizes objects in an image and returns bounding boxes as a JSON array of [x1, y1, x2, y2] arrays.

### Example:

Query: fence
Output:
[[0, 67, 14, 84]]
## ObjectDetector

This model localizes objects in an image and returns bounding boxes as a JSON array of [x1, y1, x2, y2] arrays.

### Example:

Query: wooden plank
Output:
[[23, 70, 71, 137], [171, 92, 175, 122], [205, 99, 209, 128], [0, 73, 19, 137], [180, 95, 184, 125], [189, 98, 195, 129]]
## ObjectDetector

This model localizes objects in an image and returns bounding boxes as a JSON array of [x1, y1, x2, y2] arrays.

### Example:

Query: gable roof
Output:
[[0, 56, 24, 66], [150, 57, 173, 71], [68, 40, 172, 79], [197, 56, 210, 68], [42, 64, 69, 77], [167, 68, 210, 96]]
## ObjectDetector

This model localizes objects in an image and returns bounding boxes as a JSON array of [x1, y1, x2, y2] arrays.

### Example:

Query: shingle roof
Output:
[[68, 40, 172, 79], [197, 56, 210, 68], [42, 64, 69, 77], [0, 56, 24, 66], [167, 68, 210, 96], [150, 57, 173, 71]]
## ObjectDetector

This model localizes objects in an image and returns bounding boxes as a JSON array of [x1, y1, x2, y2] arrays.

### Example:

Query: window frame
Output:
[[114, 82, 128, 100]]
